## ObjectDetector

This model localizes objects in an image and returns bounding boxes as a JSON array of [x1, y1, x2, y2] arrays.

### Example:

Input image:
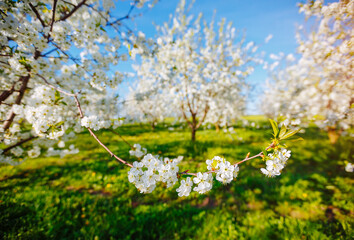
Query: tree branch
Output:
[[3, 75, 30, 131], [41, 48, 59, 57], [73, 95, 133, 168], [39, 75, 133, 168], [0, 83, 15, 104], [83, 3, 110, 23], [59, 0, 87, 22], [29, 3, 46, 27], [181, 104, 193, 129], [107, 3, 135, 26], [36, 74, 75, 97], [179, 143, 275, 177], [2, 136, 37, 154], [50, 0, 58, 32], [196, 104, 209, 129]]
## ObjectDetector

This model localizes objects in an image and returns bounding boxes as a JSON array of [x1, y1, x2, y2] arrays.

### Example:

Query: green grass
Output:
[[0, 121, 353, 239]]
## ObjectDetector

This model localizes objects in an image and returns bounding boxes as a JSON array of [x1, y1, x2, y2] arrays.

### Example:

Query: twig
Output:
[[3, 136, 37, 153], [62, 0, 76, 7], [83, 3, 110, 23], [48, 41, 93, 76], [0, 9, 8, 17], [234, 153, 263, 165], [29, 3, 46, 27], [73, 95, 133, 167], [107, 3, 135, 26], [41, 48, 59, 57], [178, 143, 275, 177], [36, 74, 75, 97], [59, 0, 87, 22], [39, 74, 133, 168]]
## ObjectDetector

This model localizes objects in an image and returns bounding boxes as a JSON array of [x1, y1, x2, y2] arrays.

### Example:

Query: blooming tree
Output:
[[124, 83, 169, 129], [262, 0, 353, 143], [129, 0, 260, 141], [0, 0, 155, 165]]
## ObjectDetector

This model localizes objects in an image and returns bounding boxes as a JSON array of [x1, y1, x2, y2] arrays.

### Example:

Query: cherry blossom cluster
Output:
[[127, 153, 182, 193], [129, 144, 147, 158], [190, 173, 213, 195], [128, 145, 299, 197], [206, 156, 240, 184], [260, 148, 291, 177], [345, 163, 353, 173], [81, 116, 111, 131]]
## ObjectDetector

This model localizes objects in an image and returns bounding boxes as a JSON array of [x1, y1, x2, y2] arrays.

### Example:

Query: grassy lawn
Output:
[[0, 119, 353, 239]]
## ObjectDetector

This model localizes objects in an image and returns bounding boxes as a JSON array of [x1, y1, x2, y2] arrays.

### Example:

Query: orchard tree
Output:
[[0, 0, 155, 165], [124, 80, 169, 130], [262, 0, 353, 143], [131, 0, 260, 141]]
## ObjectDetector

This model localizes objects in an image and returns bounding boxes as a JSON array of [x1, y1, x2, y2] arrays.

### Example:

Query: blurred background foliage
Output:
[[0, 116, 353, 239]]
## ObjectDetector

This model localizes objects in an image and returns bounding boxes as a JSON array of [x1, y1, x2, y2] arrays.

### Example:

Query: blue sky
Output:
[[114, 0, 306, 115]]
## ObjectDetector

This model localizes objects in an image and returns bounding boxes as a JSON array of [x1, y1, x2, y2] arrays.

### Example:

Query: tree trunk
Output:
[[327, 127, 340, 144], [191, 127, 196, 141], [215, 123, 220, 132], [190, 114, 198, 141]]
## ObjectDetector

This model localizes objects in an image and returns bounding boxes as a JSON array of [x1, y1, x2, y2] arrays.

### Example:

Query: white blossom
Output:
[[128, 152, 182, 193], [176, 177, 193, 197], [10, 146, 24, 157], [28, 146, 41, 158], [260, 148, 291, 177], [58, 141, 65, 148], [216, 161, 235, 184], [129, 144, 147, 158], [345, 163, 353, 173], [193, 172, 213, 194]]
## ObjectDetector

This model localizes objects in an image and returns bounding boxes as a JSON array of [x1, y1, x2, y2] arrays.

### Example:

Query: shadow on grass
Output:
[[0, 202, 46, 240]]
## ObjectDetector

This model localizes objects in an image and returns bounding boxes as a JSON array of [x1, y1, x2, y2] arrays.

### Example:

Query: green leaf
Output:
[[269, 119, 278, 137], [291, 137, 304, 142], [285, 136, 304, 142], [280, 129, 301, 140], [55, 90, 60, 99], [278, 124, 287, 138], [55, 121, 64, 127]]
